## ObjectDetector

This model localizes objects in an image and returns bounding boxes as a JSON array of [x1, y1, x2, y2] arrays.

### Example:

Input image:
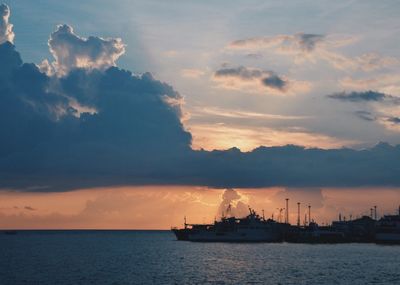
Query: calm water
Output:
[[1, 231, 400, 285]]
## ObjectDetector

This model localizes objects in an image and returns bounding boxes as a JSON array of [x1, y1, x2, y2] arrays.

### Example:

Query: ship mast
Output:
[[285, 198, 289, 224], [297, 202, 301, 227]]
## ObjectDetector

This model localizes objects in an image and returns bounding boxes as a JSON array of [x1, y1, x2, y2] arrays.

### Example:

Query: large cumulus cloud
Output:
[[1, 6, 400, 191], [0, 36, 192, 190]]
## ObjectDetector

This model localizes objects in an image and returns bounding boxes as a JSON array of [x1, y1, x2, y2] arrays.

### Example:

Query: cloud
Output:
[[24, 206, 36, 211], [261, 74, 287, 91], [318, 50, 400, 72], [0, 4, 14, 44], [1, 6, 400, 190], [354, 110, 376, 122], [217, 188, 249, 218], [339, 75, 400, 96], [48, 24, 125, 75], [189, 123, 359, 151], [328, 91, 400, 129], [0, 40, 192, 191], [380, 116, 400, 132], [327, 91, 388, 102], [388, 117, 400, 124], [180, 68, 205, 78], [213, 65, 310, 95], [246, 53, 263, 59], [229, 33, 398, 71], [190, 106, 311, 121], [229, 33, 325, 53]]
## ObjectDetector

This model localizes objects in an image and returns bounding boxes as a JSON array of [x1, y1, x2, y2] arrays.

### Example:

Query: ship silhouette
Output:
[[172, 207, 288, 242]]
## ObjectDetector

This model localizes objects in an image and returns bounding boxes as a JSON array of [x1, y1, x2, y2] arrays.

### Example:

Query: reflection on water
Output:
[[1, 231, 400, 284]]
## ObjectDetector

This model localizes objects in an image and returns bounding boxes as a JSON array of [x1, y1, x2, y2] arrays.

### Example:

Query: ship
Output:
[[285, 222, 346, 243], [172, 207, 287, 242], [375, 207, 400, 244], [331, 215, 376, 242]]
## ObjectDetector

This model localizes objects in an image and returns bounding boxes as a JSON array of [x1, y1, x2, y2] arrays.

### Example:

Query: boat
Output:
[[285, 222, 346, 243], [172, 207, 287, 242], [331, 216, 376, 242], [375, 207, 400, 244]]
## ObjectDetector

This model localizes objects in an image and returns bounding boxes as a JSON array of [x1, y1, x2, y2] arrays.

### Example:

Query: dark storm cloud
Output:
[[0, 41, 192, 191], [1, 42, 400, 190], [328, 91, 388, 102]]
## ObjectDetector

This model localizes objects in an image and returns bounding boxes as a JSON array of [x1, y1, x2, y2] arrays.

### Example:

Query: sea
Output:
[[1, 230, 400, 285]]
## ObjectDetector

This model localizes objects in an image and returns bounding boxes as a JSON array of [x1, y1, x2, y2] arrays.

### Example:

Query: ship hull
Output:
[[179, 229, 283, 242], [375, 233, 400, 244], [172, 229, 190, 241]]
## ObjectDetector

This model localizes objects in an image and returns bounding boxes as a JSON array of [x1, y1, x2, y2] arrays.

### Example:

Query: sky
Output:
[[6, 0, 400, 150], [0, 1, 400, 228]]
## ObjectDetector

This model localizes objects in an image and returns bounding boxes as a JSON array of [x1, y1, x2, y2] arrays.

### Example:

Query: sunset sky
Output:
[[1, 1, 400, 229]]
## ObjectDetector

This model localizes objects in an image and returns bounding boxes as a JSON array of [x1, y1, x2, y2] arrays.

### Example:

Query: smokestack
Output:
[[370, 208, 373, 219], [297, 202, 300, 227], [374, 205, 377, 220], [285, 198, 289, 224], [308, 205, 311, 225]]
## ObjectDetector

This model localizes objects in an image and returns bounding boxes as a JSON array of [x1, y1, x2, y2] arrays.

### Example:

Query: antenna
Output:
[[297, 202, 301, 227], [308, 205, 311, 225], [184, 216, 187, 229], [262, 209, 265, 221], [370, 208, 373, 219], [285, 198, 289, 224], [374, 205, 377, 220]]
